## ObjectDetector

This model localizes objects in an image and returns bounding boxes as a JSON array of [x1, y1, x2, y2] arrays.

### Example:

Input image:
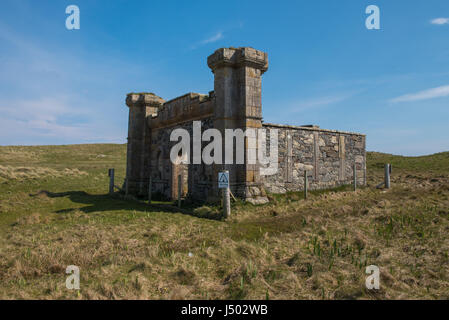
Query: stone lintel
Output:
[[207, 47, 268, 73], [246, 118, 263, 128]]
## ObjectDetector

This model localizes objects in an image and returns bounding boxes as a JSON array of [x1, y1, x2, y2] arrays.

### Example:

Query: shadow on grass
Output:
[[30, 184, 356, 221], [30, 190, 223, 220], [30, 190, 174, 214]]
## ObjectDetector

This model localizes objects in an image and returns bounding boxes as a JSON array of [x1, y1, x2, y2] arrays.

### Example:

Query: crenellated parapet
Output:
[[126, 92, 165, 117], [148, 92, 214, 129], [207, 47, 268, 74]]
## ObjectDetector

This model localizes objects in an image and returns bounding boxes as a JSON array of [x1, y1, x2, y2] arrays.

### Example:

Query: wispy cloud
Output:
[[288, 92, 358, 113], [0, 24, 130, 145], [430, 18, 449, 25], [263, 90, 361, 129], [264, 92, 356, 123], [295, 95, 348, 110], [0, 97, 92, 139], [189, 21, 244, 50], [189, 31, 224, 50], [201, 32, 223, 44], [390, 85, 449, 103], [0, 96, 124, 144]]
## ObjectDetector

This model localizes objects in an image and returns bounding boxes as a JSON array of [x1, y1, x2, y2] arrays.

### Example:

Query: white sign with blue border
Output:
[[218, 171, 229, 189]]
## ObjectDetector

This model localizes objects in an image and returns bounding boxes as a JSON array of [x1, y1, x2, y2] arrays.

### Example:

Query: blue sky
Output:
[[0, 0, 448, 156]]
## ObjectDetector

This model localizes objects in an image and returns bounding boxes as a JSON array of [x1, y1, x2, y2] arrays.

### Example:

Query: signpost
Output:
[[218, 171, 230, 218], [108, 169, 115, 195]]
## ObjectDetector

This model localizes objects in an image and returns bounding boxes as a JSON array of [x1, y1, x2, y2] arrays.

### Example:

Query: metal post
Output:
[[385, 164, 391, 189], [148, 176, 152, 204], [223, 186, 231, 218], [353, 163, 357, 191], [304, 170, 308, 200], [108, 168, 115, 195], [177, 174, 182, 208]]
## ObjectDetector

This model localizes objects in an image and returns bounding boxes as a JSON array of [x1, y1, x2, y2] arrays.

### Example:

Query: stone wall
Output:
[[261, 123, 366, 194], [149, 117, 215, 201]]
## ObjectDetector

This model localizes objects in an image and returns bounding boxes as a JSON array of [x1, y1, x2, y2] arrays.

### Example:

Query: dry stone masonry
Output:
[[125, 47, 366, 204]]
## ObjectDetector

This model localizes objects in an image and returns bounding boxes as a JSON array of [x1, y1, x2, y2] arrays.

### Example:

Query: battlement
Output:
[[148, 92, 215, 129], [207, 47, 268, 73]]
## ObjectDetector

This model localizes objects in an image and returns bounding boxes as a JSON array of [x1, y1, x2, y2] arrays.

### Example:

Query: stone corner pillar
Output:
[[207, 47, 269, 202], [125, 93, 165, 196]]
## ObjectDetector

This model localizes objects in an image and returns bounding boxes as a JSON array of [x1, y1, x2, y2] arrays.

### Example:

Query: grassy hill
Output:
[[0, 144, 448, 299]]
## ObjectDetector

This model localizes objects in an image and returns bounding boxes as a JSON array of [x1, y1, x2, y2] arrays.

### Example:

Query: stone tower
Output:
[[207, 47, 269, 201], [125, 93, 165, 195]]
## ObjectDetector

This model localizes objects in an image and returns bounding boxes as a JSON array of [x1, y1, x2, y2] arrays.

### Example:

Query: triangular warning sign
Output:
[[219, 173, 228, 183]]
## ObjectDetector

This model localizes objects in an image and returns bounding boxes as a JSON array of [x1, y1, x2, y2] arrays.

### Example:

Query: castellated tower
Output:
[[207, 47, 269, 201], [125, 93, 165, 196]]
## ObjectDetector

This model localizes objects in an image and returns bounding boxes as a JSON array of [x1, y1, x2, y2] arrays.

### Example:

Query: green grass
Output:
[[367, 151, 449, 174], [0, 144, 448, 299]]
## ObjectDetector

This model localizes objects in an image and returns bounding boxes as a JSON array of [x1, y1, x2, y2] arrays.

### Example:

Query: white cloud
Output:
[[0, 96, 124, 145], [430, 18, 449, 25], [390, 85, 449, 103], [0, 97, 92, 139], [201, 32, 223, 44]]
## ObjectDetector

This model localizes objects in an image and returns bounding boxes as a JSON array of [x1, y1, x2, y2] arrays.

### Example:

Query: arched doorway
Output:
[[171, 152, 189, 200]]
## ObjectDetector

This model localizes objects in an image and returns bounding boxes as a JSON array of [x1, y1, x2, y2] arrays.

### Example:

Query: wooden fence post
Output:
[[385, 164, 391, 189], [148, 176, 152, 204], [353, 163, 357, 191], [304, 170, 308, 200], [223, 186, 231, 218], [177, 175, 182, 208], [108, 168, 114, 195]]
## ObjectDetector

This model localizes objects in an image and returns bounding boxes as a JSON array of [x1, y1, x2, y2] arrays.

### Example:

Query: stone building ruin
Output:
[[124, 47, 366, 204]]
